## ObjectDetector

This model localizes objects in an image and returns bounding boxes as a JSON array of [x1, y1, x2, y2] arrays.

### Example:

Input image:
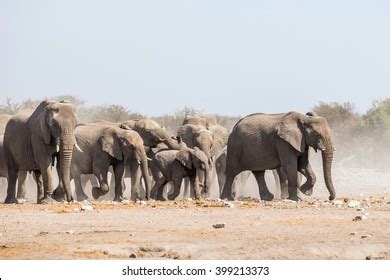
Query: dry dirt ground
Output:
[[0, 197, 389, 260]]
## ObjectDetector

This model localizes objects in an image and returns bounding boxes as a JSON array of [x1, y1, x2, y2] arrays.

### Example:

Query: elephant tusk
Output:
[[147, 157, 152, 161], [74, 142, 83, 153]]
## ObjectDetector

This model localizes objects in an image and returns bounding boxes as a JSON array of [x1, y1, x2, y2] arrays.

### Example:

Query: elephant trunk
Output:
[[59, 134, 74, 202], [321, 141, 336, 201], [203, 167, 212, 195], [138, 148, 151, 200], [162, 131, 183, 150]]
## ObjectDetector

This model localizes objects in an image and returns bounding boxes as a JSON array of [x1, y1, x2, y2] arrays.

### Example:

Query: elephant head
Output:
[[178, 124, 229, 164], [36, 100, 78, 201], [276, 112, 336, 200], [176, 147, 212, 195], [183, 115, 218, 127], [100, 127, 151, 199], [121, 119, 184, 150]]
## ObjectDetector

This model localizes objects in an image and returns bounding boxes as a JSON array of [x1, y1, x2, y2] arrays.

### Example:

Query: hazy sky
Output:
[[1, 0, 389, 116]]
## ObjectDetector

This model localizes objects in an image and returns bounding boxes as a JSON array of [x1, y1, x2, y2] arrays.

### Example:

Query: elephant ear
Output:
[[276, 113, 305, 153], [100, 129, 123, 161], [175, 148, 193, 169], [39, 105, 52, 145], [210, 125, 229, 157]]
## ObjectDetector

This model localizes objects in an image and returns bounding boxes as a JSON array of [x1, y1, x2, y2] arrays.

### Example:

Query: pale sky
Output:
[[1, 0, 389, 116]]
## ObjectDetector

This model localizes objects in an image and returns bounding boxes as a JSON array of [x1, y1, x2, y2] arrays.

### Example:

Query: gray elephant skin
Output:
[[3, 100, 77, 204], [0, 136, 31, 201], [54, 123, 151, 202], [178, 115, 229, 198], [221, 112, 335, 201], [150, 147, 212, 200]]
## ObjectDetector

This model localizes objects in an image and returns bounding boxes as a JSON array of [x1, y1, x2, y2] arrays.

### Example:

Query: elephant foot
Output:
[[17, 198, 27, 204], [260, 192, 274, 201], [130, 194, 142, 201], [92, 187, 109, 200], [5, 195, 18, 204], [157, 196, 167, 201], [38, 196, 56, 205], [300, 184, 314, 196], [77, 193, 89, 201], [286, 195, 301, 202], [300, 188, 313, 196], [52, 187, 66, 202], [113, 196, 123, 203], [100, 184, 109, 193], [220, 192, 235, 201]]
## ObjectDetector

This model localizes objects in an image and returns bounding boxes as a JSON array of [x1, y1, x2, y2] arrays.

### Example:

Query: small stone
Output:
[[129, 253, 138, 258], [361, 234, 371, 239], [332, 200, 343, 206], [366, 256, 372, 260], [103, 250, 109, 255], [352, 215, 367, 221], [80, 205, 93, 211], [185, 198, 193, 201], [348, 200, 361, 208], [38, 231, 49, 236], [66, 230, 74, 234], [213, 223, 226, 229], [223, 202, 235, 208], [350, 232, 357, 236]]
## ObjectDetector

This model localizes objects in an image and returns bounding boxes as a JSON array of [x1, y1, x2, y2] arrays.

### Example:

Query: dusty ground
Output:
[[0, 196, 389, 260]]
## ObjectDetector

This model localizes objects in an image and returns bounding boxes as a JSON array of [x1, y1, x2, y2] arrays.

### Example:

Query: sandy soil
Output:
[[0, 197, 389, 260]]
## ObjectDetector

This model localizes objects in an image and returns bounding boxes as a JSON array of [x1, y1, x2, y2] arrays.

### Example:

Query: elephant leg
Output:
[[252, 170, 274, 201], [215, 161, 227, 197], [182, 177, 193, 199], [74, 173, 88, 201], [276, 167, 289, 199], [190, 175, 202, 200], [156, 181, 168, 201], [299, 164, 316, 196], [92, 163, 110, 200], [5, 159, 18, 204], [129, 160, 143, 200], [38, 162, 55, 204], [33, 170, 44, 203], [168, 175, 183, 201], [150, 166, 165, 200], [16, 171, 28, 200], [281, 162, 299, 202], [113, 162, 125, 202]]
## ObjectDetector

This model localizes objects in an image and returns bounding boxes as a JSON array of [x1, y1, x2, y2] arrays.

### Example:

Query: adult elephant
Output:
[[221, 112, 335, 201], [178, 116, 229, 198], [119, 118, 184, 199], [4, 100, 78, 204], [53, 123, 151, 202]]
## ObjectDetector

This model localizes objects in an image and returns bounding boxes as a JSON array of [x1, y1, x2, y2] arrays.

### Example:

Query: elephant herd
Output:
[[0, 100, 336, 205]]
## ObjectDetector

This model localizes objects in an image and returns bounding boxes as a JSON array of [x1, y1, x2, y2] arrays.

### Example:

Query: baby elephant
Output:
[[150, 147, 212, 200]]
